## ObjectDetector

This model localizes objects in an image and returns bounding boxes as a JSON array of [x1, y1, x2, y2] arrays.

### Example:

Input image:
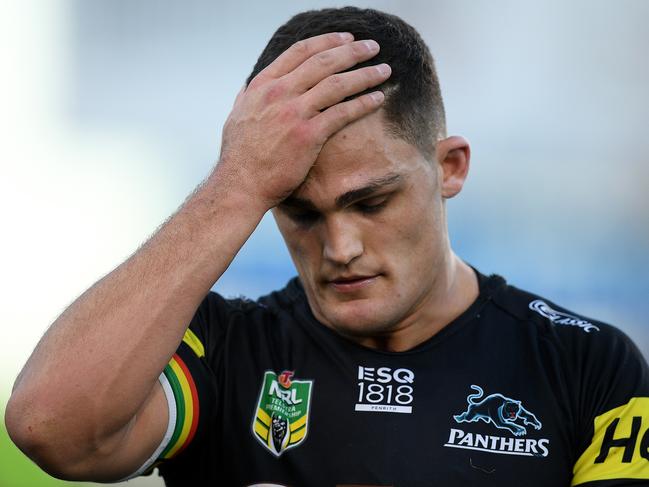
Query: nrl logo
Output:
[[252, 370, 313, 457]]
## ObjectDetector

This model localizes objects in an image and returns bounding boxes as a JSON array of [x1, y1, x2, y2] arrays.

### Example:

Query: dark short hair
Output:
[[246, 7, 446, 159]]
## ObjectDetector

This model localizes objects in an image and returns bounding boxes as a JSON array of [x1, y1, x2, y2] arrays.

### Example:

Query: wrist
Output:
[[200, 162, 272, 218], [207, 158, 278, 214]]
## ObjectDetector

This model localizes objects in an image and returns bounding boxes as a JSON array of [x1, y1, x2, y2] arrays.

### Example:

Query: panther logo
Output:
[[453, 385, 542, 436]]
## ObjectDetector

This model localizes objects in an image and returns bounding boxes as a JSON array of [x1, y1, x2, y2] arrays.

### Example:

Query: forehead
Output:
[[295, 111, 429, 201]]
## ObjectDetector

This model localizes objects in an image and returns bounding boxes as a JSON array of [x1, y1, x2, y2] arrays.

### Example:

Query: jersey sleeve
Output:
[[571, 325, 649, 486], [121, 291, 230, 480]]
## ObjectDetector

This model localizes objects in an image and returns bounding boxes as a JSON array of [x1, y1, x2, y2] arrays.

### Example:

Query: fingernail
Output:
[[376, 63, 391, 76], [370, 91, 385, 103], [338, 32, 354, 41], [363, 40, 380, 52]]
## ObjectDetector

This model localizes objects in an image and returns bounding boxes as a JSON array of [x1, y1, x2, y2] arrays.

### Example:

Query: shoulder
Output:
[[489, 277, 623, 340], [191, 277, 304, 333], [485, 276, 647, 381], [198, 277, 299, 317], [482, 275, 648, 411]]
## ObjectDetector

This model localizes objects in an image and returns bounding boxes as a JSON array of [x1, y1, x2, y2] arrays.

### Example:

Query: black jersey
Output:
[[143, 271, 649, 486]]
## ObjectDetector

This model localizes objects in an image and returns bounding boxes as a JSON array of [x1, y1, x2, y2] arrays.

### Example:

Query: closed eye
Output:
[[284, 208, 321, 226], [355, 196, 389, 214]]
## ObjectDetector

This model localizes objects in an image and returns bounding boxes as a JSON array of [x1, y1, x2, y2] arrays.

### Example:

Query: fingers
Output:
[[301, 63, 391, 114], [253, 32, 354, 84], [312, 91, 385, 139], [287, 40, 382, 93]]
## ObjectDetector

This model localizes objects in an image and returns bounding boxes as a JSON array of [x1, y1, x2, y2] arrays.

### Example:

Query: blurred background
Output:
[[1, 0, 647, 485]]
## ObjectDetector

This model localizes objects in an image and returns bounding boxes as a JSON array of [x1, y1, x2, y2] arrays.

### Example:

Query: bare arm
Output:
[[4, 32, 390, 481]]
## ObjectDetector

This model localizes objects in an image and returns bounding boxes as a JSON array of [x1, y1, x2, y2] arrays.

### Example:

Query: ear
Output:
[[436, 136, 471, 199]]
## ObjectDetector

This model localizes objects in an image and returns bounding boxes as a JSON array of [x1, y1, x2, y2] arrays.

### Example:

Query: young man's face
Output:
[[273, 110, 453, 340]]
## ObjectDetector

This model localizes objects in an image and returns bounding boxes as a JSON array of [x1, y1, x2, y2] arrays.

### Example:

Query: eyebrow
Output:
[[280, 172, 403, 211]]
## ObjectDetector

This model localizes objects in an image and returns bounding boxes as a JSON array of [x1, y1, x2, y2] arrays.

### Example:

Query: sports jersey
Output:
[[135, 271, 649, 486]]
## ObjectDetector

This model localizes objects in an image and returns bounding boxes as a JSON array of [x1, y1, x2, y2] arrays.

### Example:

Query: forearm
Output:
[[6, 165, 265, 461]]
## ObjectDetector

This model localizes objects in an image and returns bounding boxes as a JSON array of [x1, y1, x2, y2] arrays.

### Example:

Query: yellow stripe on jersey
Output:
[[572, 397, 649, 485], [182, 328, 205, 358]]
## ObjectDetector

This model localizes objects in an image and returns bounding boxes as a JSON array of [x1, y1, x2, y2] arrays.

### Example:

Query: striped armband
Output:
[[158, 352, 200, 459], [121, 329, 204, 480]]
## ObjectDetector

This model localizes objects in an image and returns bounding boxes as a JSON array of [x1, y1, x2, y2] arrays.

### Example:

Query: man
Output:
[[5, 7, 649, 487]]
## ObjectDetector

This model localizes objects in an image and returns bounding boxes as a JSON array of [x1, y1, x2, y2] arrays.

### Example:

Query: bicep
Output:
[[99, 293, 225, 482], [56, 293, 225, 482], [105, 345, 214, 482], [116, 330, 216, 481], [74, 379, 170, 482]]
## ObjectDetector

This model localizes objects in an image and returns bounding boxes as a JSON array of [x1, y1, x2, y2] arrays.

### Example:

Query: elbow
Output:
[[5, 390, 98, 481], [5, 390, 43, 460]]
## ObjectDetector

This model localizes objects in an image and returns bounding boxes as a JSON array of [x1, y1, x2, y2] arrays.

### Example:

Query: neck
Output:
[[358, 253, 479, 352]]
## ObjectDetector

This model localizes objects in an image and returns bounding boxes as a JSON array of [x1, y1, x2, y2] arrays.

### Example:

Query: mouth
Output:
[[327, 274, 380, 293]]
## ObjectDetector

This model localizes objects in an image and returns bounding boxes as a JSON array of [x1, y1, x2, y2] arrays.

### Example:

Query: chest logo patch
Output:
[[252, 370, 313, 457], [355, 365, 415, 414], [444, 385, 551, 457], [454, 384, 542, 436]]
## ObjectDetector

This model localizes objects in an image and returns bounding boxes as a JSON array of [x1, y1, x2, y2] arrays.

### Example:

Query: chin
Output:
[[318, 299, 399, 337]]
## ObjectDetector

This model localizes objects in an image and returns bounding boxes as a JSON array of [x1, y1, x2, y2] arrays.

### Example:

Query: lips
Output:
[[327, 274, 380, 293]]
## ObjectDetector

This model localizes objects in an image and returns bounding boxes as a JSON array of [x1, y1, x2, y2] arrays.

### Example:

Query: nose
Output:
[[322, 215, 363, 266]]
